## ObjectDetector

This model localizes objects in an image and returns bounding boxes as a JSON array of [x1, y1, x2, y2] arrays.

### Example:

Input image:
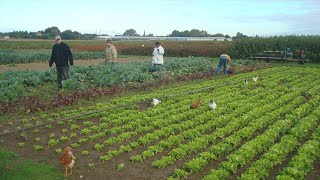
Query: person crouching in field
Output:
[[216, 54, 231, 75], [49, 35, 73, 88], [152, 42, 165, 72], [105, 40, 117, 64]]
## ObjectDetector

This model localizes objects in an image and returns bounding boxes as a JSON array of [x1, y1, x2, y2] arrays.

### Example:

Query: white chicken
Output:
[[151, 98, 161, 107], [209, 100, 217, 110], [253, 76, 258, 82]]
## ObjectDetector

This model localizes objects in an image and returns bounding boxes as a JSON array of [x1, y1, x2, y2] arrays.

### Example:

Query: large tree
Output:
[[43, 26, 61, 39], [169, 29, 210, 37], [122, 29, 140, 36], [61, 30, 81, 39], [233, 32, 248, 39]]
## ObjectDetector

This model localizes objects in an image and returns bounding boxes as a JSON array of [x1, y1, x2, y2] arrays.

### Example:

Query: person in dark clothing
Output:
[[49, 35, 73, 88]]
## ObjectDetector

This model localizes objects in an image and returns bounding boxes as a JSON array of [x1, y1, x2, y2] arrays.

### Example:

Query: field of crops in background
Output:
[[0, 40, 229, 65], [0, 35, 319, 65]]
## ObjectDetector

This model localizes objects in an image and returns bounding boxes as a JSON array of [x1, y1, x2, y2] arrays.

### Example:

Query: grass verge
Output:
[[0, 148, 63, 180]]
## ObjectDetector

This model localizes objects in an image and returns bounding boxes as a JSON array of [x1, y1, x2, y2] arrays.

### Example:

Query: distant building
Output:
[[95, 36, 232, 41], [4, 36, 9, 39], [95, 35, 112, 40]]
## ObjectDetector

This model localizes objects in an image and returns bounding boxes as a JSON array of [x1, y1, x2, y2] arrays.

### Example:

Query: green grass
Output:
[[0, 149, 63, 180]]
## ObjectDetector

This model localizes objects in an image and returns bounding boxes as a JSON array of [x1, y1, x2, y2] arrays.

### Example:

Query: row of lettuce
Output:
[[1, 66, 319, 179], [0, 36, 319, 65]]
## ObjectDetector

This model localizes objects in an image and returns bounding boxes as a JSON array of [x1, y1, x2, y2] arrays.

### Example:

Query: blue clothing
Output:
[[216, 56, 228, 75], [152, 63, 162, 72], [286, 48, 293, 59]]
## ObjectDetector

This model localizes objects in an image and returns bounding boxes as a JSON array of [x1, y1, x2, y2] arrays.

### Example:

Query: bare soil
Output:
[[0, 57, 150, 73]]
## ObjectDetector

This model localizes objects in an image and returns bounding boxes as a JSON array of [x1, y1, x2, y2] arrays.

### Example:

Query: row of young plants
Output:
[[99, 84, 248, 161], [96, 79, 245, 154], [2, 64, 279, 149], [145, 69, 304, 167], [155, 90, 303, 171], [165, 69, 318, 177], [62, 66, 266, 147], [62, 65, 288, 153], [163, 71, 318, 178], [55, 68, 308, 153], [4, 67, 320, 178], [276, 126, 320, 179], [238, 106, 320, 179], [1, 65, 304, 134], [1, 65, 299, 136], [203, 93, 320, 179], [201, 84, 320, 179]]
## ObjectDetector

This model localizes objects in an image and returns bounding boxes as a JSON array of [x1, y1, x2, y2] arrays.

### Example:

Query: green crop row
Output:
[[1, 66, 320, 179], [0, 49, 102, 64]]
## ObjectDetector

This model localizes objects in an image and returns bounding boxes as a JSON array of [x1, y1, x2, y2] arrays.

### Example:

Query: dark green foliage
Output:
[[227, 36, 320, 62], [0, 57, 217, 101], [0, 49, 102, 65]]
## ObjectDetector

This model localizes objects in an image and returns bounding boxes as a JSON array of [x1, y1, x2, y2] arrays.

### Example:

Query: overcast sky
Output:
[[1, 0, 319, 36]]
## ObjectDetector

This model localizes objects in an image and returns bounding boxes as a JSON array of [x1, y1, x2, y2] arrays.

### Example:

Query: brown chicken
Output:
[[190, 99, 201, 109], [59, 147, 75, 176]]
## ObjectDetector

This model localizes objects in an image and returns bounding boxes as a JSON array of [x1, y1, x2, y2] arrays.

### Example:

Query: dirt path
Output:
[[0, 57, 150, 73]]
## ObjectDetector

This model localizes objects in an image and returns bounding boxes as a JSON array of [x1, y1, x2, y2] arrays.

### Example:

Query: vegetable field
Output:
[[0, 40, 229, 65], [0, 66, 319, 179]]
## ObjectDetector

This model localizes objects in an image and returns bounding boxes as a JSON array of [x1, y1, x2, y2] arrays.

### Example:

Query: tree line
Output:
[[121, 29, 248, 39], [0, 27, 249, 40], [0, 26, 96, 40]]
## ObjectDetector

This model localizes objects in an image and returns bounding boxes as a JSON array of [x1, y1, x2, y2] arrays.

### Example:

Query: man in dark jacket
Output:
[[49, 35, 73, 88]]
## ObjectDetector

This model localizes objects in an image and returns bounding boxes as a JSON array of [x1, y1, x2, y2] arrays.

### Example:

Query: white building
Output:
[[95, 36, 232, 41]]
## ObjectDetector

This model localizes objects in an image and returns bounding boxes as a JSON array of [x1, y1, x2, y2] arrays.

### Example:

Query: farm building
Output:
[[95, 35, 232, 41]]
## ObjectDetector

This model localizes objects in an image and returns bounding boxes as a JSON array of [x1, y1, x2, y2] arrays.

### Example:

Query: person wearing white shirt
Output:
[[152, 42, 165, 72]]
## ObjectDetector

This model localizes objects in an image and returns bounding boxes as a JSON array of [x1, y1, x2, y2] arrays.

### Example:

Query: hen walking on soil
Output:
[[59, 147, 75, 176]]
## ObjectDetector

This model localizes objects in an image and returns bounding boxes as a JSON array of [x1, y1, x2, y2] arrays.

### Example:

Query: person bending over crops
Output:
[[152, 42, 165, 72], [49, 35, 73, 88], [105, 40, 117, 64], [216, 54, 231, 75]]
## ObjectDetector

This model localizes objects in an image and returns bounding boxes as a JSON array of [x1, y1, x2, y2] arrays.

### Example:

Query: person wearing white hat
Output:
[[49, 35, 73, 88]]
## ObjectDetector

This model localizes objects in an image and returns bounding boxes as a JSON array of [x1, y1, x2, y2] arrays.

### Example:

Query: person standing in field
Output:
[[105, 40, 117, 64], [152, 42, 165, 72], [49, 35, 73, 88], [216, 53, 231, 75]]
